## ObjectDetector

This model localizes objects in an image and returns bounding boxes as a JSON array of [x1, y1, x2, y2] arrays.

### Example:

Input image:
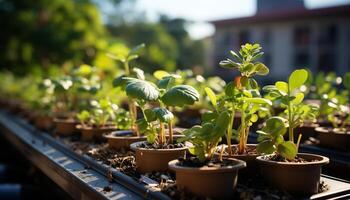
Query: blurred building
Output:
[[208, 0, 350, 81]]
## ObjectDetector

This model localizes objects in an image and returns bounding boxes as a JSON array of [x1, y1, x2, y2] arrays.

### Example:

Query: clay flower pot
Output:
[[315, 127, 350, 150], [53, 118, 79, 136], [168, 158, 246, 199], [256, 153, 329, 194], [130, 141, 188, 173], [34, 115, 53, 131], [103, 130, 146, 150], [76, 125, 117, 142], [216, 144, 259, 177]]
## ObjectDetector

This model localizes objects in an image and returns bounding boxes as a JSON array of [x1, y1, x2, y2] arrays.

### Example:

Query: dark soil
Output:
[[264, 154, 317, 163], [138, 141, 185, 149], [177, 156, 237, 168], [63, 137, 329, 200], [229, 145, 258, 156]]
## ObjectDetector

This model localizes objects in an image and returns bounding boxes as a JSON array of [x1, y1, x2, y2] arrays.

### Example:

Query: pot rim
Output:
[[76, 124, 118, 131], [168, 158, 246, 173], [103, 131, 146, 139], [315, 126, 350, 134], [53, 118, 78, 123], [256, 153, 329, 166], [130, 141, 188, 152]]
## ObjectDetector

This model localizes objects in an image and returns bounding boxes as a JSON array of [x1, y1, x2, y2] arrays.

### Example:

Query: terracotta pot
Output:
[[53, 118, 79, 136], [168, 158, 246, 199], [103, 130, 146, 150], [315, 127, 350, 150], [215, 144, 259, 177], [76, 125, 117, 142], [130, 141, 188, 173], [256, 153, 329, 194], [34, 115, 53, 131]]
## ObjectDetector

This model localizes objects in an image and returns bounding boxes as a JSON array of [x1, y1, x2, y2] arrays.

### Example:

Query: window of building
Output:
[[293, 26, 310, 67], [238, 30, 250, 45], [317, 24, 337, 71], [294, 27, 310, 46]]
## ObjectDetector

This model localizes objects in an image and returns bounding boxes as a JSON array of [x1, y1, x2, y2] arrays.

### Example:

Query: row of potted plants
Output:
[[0, 43, 349, 198]]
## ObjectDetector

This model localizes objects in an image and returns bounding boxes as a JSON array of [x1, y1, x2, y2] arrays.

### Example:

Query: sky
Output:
[[134, 0, 350, 39]]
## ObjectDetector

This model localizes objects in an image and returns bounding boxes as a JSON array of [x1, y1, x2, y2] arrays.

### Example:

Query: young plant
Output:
[[76, 99, 122, 128], [217, 43, 271, 154], [178, 111, 231, 162], [109, 44, 145, 135], [262, 69, 318, 151], [120, 75, 199, 147], [256, 117, 298, 160]]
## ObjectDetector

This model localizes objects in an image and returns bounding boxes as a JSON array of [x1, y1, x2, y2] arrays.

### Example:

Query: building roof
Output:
[[210, 5, 350, 28]]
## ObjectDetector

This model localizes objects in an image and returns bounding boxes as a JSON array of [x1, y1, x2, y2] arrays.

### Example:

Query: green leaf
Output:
[[277, 141, 297, 160], [144, 109, 156, 122], [161, 85, 199, 107], [212, 111, 230, 138], [129, 43, 145, 56], [263, 116, 287, 137], [153, 70, 170, 80], [275, 81, 288, 94], [205, 87, 217, 107], [289, 69, 308, 91], [255, 63, 269, 75], [245, 98, 272, 106], [257, 140, 276, 154], [343, 73, 350, 90], [225, 81, 236, 97], [157, 76, 177, 89], [125, 79, 159, 101], [291, 93, 304, 104], [153, 107, 174, 123]]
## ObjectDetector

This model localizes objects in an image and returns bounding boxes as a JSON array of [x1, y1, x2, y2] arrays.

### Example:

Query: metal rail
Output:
[[0, 111, 169, 200]]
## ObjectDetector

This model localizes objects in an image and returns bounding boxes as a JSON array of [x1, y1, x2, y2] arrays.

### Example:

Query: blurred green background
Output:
[[0, 0, 204, 75]]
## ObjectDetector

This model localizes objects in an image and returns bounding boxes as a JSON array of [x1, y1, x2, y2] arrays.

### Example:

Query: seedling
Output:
[[179, 111, 231, 162], [217, 43, 271, 155], [259, 69, 318, 160], [109, 44, 146, 135], [76, 98, 130, 129], [119, 75, 199, 146]]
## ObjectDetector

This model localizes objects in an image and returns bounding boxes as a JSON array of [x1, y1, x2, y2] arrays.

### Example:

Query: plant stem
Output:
[[238, 109, 246, 154], [226, 106, 235, 155], [287, 88, 294, 143], [168, 120, 173, 144], [296, 133, 302, 153], [159, 121, 165, 146]]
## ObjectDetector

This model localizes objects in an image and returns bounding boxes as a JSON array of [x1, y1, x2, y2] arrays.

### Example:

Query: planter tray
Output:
[[0, 110, 147, 200], [1, 110, 349, 200]]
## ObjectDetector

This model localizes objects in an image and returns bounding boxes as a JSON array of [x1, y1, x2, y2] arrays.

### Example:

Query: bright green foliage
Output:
[[179, 111, 231, 162], [257, 117, 297, 160], [125, 79, 160, 102], [161, 85, 200, 107], [220, 43, 269, 79], [76, 99, 131, 129], [217, 43, 272, 155], [262, 69, 319, 159]]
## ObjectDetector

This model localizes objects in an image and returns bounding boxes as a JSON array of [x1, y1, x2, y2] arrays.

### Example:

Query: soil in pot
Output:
[[130, 141, 188, 173], [168, 157, 246, 199], [76, 124, 118, 142], [315, 127, 350, 151], [34, 114, 53, 131], [53, 118, 79, 136], [256, 153, 329, 195]]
